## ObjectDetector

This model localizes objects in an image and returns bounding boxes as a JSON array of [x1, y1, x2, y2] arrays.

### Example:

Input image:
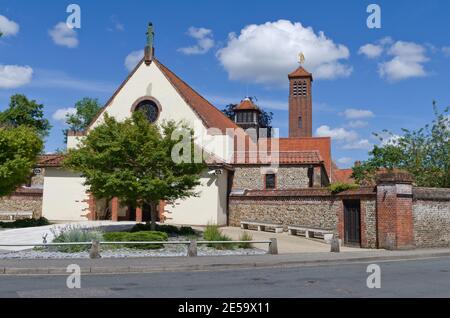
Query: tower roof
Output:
[[234, 98, 260, 112], [288, 66, 313, 80]]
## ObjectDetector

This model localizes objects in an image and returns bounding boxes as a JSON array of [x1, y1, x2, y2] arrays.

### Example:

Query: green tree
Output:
[[64, 111, 206, 229], [352, 102, 450, 187], [0, 125, 43, 196], [0, 94, 51, 137], [63, 97, 102, 142]]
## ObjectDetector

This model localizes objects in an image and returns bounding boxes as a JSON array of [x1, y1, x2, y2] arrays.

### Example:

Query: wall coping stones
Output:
[[376, 171, 414, 184], [413, 187, 450, 201]]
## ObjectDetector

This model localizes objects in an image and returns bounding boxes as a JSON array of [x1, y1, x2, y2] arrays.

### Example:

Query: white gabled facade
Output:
[[42, 58, 232, 225]]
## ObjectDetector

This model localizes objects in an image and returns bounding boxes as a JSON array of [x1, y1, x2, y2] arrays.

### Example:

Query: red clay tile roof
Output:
[[234, 98, 260, 111], [333, 168, 354, 184], [232, 150, 323, 165], [37, 154, 64, 167], [288, 66, 313, 79], [154, 59, 239, 133], [275, 137, 331, 176]]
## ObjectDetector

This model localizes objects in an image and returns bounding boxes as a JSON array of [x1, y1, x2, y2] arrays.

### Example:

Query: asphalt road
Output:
[[0, 257, 449, 298]]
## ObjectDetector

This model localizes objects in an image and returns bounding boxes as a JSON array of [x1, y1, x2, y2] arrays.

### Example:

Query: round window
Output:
[[134, 100, 159, 123]]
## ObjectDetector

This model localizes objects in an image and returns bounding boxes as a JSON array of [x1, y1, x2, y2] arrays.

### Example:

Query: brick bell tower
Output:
[[288, 55, 313, 137]]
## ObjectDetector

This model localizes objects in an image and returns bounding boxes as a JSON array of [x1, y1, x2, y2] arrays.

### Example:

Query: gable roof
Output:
[[288, 66, 313, 79], [86, 57, 239, 134], [234, 98, 260, 111], [37, 154, 65, 167], [154, 59, 239, 133]]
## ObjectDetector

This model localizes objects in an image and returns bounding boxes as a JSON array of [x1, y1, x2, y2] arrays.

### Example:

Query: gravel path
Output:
[[0, 245, 266, 259]]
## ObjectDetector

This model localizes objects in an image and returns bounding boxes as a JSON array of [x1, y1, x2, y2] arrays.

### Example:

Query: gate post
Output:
[[376, 171, 414, 250]]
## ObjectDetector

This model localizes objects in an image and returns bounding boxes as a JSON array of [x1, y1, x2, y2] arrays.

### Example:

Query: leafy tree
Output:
[[0, 125, 43, 196], [64, 111, 206, 229], [63, 97, 102, 142], [352, 102, 450, 188], [0, 94, 51, 137]]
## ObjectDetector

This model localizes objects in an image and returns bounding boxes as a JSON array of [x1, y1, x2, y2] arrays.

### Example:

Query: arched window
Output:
[[133, 99, 160, 123]]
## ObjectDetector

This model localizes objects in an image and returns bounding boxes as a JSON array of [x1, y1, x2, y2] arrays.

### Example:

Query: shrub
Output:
[[238, 232, 253, 249], [51, 225, 103, 253], [203, 224, 235, 250], [0, 217, 50, 229], [103, 231, 168, 249], [129, 222, 197, 237], [328, 182, 359, 194]]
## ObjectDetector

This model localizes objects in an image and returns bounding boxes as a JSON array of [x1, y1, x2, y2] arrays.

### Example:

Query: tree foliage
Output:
[[0, 94, 51, 137], [0, 125, 43, 196], [352, 102, 450, 188], [63, 97, 102, 142], [64, 112, 206, 227]]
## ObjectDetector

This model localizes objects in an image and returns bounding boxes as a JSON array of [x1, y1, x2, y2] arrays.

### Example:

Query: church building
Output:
[[38, 25, 346, 226]]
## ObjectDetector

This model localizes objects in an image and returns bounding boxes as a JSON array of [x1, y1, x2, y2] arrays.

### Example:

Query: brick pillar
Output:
[[111, 197, 119, 222], [376, 171, 414, 250], [135, 206, 143, 222]]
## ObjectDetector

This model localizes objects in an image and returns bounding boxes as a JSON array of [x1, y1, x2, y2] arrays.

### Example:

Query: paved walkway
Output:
[[1, 248, 450, 275], [217, 226, 370, 253], [0, 221, 137, 252]]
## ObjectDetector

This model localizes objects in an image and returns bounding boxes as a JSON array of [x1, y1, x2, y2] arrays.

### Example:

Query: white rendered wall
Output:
[[42, 167, 89, 221]]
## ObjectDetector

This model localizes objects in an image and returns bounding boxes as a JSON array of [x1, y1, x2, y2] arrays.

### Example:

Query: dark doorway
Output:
[[343, 200, 361, 246]]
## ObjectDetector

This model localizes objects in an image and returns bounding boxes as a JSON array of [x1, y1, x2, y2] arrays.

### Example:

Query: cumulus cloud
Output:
[[315, 125, 358, 142], [217, 20, 352, 85], [358, 43, 383, 59], [0, 64, 33, 89], [337, 157, 353, 165], [178, 27, 215, 55], [343, 108, 374, 119], [124, 50, 144, 71], [443, 47, 450, 57], [0, 15, 19, 37], [347, 120, 369, 128], [342, 139, 372, 150], [378, 41, 428, 81], [52, 107, 76, 122], [49, 22, 78, 48]]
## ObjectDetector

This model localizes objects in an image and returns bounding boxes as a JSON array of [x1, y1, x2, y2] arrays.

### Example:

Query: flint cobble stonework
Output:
[[363, 199, 377, 248], [232, 166, 310, 190], [229, 197, 340, 235], [0, 194, 43, 219], [413, 200, 450, 247]]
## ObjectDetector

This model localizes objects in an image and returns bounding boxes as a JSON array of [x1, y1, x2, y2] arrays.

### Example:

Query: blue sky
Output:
[[1, 0, 449, 167]]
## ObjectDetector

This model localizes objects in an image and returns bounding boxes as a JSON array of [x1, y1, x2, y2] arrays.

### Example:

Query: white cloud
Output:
[[443, 47, 450, 57], [337, 157, 353, 165], [359, 43, 383, 59], [0, 65, 33, 89], [343, 140, 371, 150], [379, 133, 401, 146], [378, 41, 428, 81], [30, 69, 114, 93], [0, 15, 19, 37], [216, 20, 352, 85], [347, 120, 369, 128], [52, 107, 76, 122], [343, 108, 374, 119], [124, 50, 144, 71], [49, 22, 78, 48], [108, 16, 124, 32], [343, 139, 372, 150], [178, 27, 215, 55], [315, 125, 358, 142]]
